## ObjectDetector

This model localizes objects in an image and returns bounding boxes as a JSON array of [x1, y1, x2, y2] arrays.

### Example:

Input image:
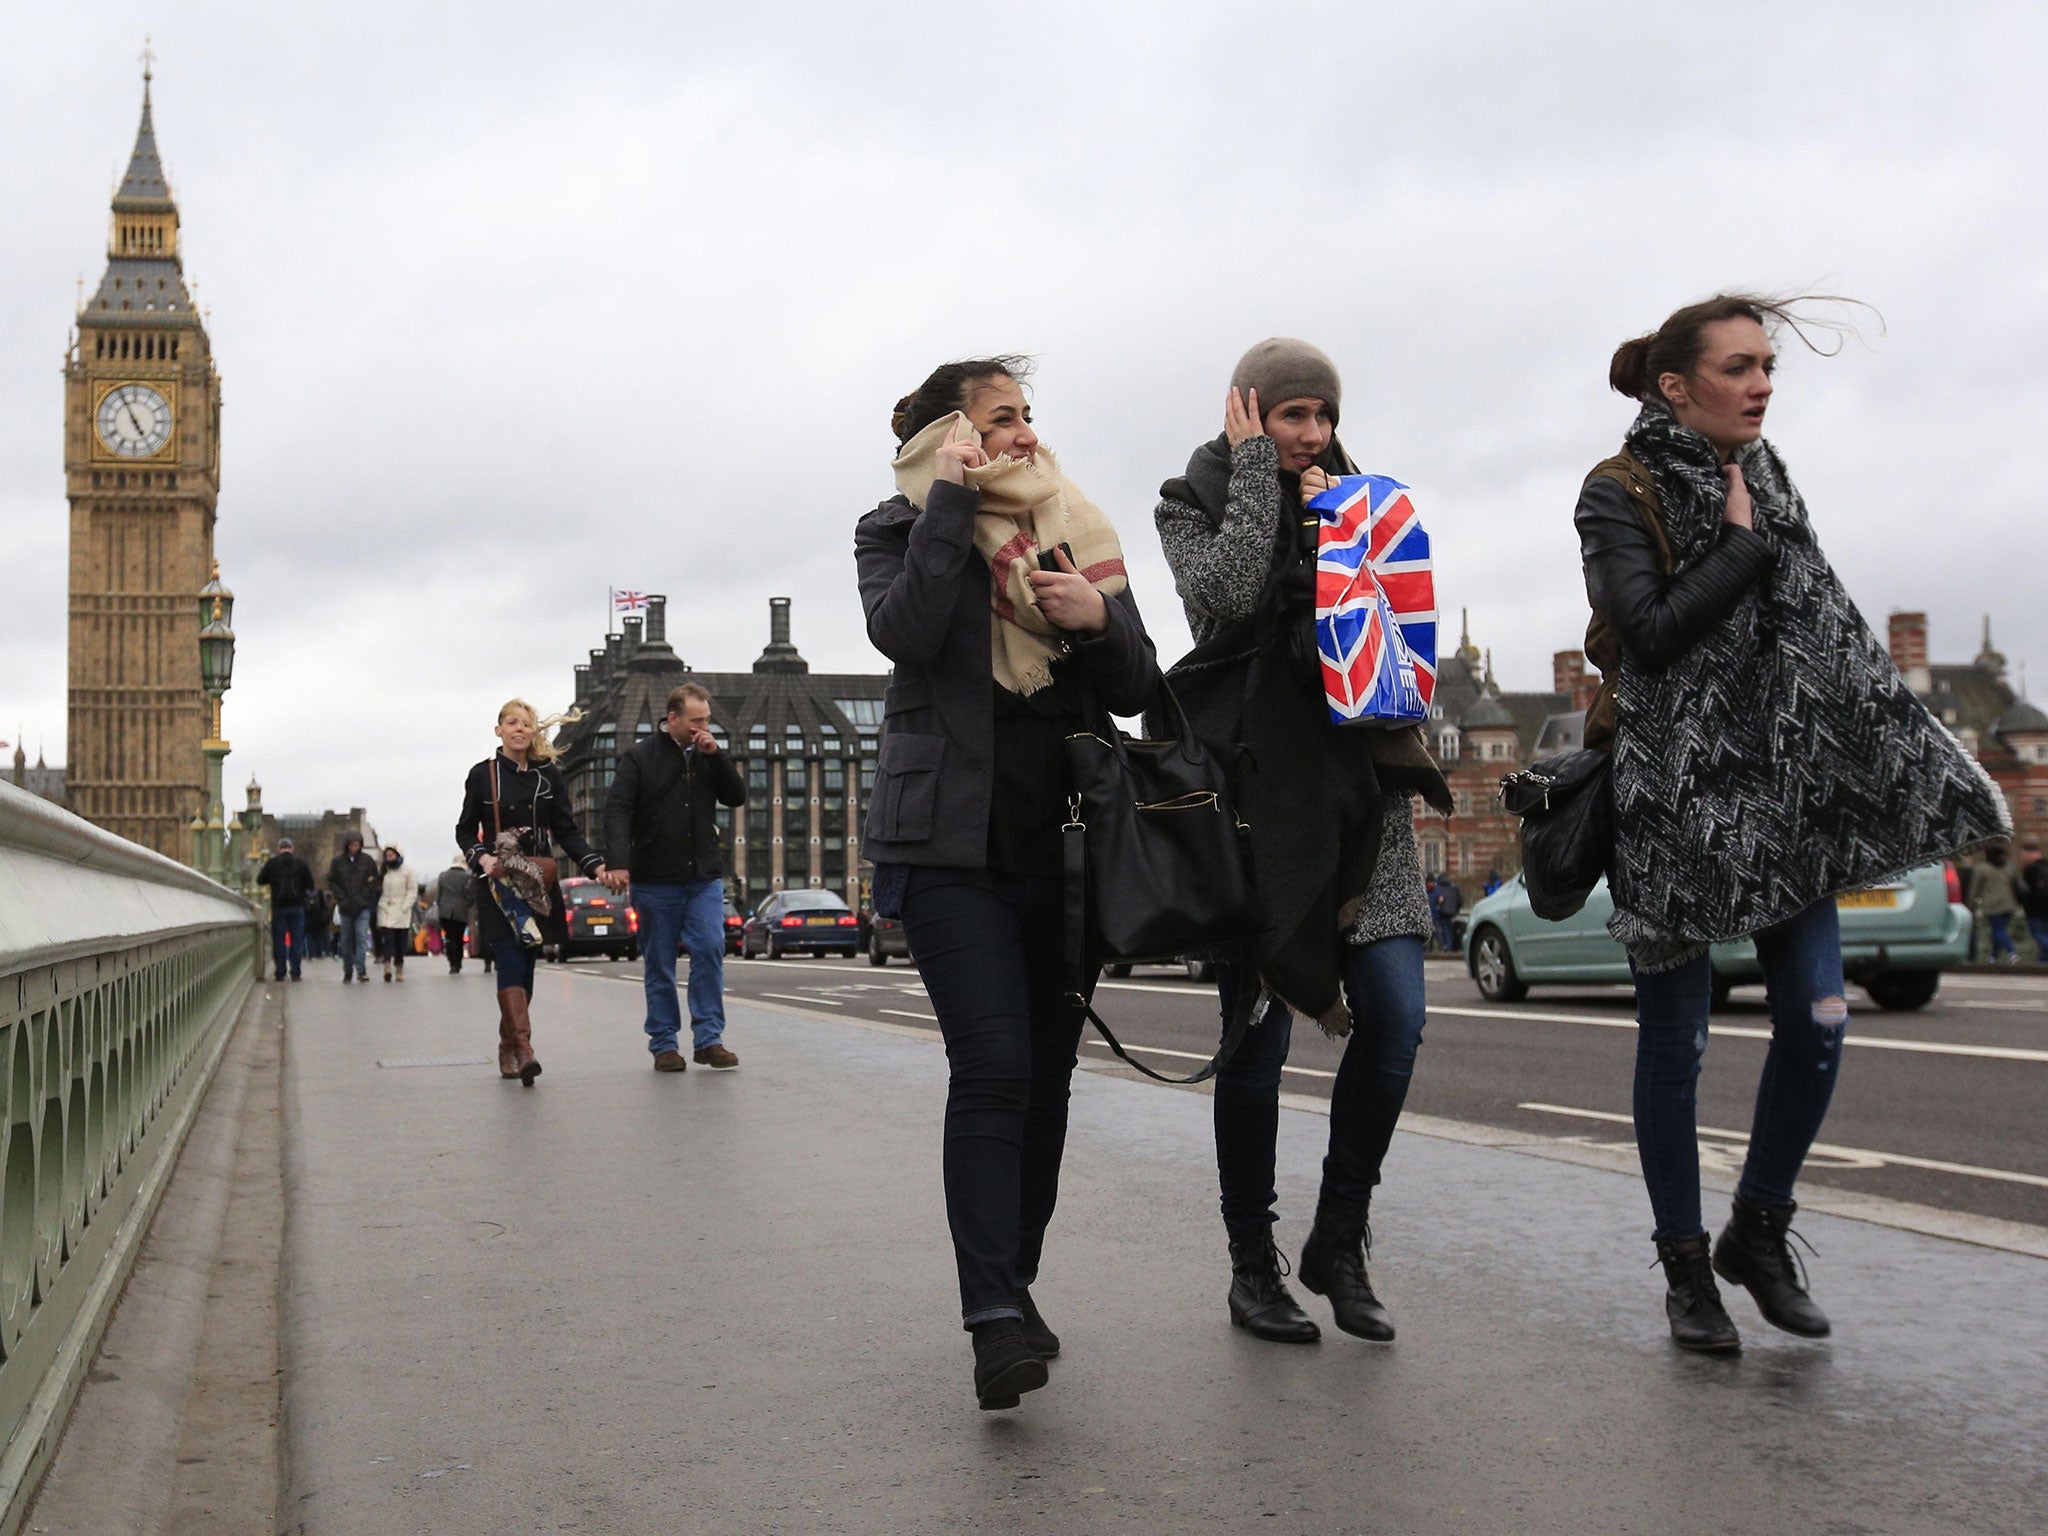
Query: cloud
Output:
[[3, 0, 2043, 861]]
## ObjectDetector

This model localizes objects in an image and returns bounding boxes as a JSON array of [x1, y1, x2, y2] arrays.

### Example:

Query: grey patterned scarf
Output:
[[1608, 405, 2010, 966]]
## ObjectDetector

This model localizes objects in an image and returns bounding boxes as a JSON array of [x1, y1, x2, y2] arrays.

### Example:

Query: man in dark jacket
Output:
[[434, 857, 475, 974], [256, 838, 317, 981], [326, 833, 382, 985], [603, 684, 747, 1070], [2022, 843, 2048, 961]]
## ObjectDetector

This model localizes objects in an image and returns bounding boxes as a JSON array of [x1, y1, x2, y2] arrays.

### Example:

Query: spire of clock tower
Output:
[[86, 55, 196, 322]]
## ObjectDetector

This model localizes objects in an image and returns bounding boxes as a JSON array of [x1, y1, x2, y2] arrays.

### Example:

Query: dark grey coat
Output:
[[854, 479, 1160, 869]]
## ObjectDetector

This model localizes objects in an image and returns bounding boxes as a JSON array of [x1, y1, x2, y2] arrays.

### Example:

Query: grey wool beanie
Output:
[[1230, 337, 1342, 425]]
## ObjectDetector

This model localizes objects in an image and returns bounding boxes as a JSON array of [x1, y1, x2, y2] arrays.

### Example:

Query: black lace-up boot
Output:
[[1656, 1233, 1741, 1353], [1226, 1226, 1321, 1343], [1297, 1192, 1395, 1341], [1713, 1195, 1831, 1337], [970, 1319, 1047, 1411], [1016, 1288, 1060, 1360]]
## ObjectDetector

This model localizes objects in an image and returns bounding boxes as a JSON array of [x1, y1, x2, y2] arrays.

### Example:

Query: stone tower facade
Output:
[[63, 67, 223, 860]]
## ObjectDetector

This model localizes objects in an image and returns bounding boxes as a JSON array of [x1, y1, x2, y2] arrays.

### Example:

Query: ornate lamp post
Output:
[[197, 564, 236, 884], [237, 774, 266, 898]]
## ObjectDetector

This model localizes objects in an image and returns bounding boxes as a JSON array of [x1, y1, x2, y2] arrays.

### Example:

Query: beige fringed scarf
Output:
[[892, 412, 1129, 696]]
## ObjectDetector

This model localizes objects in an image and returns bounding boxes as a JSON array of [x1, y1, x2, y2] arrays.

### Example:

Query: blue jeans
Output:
[[2027, 915, 2048, 960], [337, 909, 373, 979], [270, 906, 306, 978], [1629, 898, 1848, 1241], [1987, 913, 2015, 960], [1213, 936, 1428, 1230], [491, 936, 536, 994], [901, 867, 1086, 1327], [632, 880, 728, 1054]]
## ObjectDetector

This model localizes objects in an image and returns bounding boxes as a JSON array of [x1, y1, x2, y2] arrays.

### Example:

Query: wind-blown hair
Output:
[[1609, 292, 1877, 403]]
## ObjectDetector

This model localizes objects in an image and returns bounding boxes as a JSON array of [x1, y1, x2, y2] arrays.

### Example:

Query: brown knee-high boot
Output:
[[496, 993, 522, 1079], [503, 988, 541, 1085]]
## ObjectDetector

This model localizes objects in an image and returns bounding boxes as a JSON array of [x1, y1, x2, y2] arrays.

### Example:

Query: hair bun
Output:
[[890, 393, 916, 443]]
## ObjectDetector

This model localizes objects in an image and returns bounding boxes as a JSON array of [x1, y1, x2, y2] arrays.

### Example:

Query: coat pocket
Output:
[[871, 732, 945, 843]]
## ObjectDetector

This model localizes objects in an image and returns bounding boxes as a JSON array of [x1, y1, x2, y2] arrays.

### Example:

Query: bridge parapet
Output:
[[0, 781, 260, 1533]]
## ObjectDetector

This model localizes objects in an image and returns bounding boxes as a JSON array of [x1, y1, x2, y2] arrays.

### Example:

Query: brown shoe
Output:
[[693, 1044, 739, 1070], [653, 1050, 688, 1072]]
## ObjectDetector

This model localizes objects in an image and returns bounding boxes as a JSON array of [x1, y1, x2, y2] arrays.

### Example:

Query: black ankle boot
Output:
[[1656, 1233, 1741, 1353], [1226, 1226, 1320, 1343], [1016, 1288, 1060, 1360], [971, 1320, 1047, 1410], [1713, 1195, 1831, 1338], [1297, 1192, 1395, 1342]]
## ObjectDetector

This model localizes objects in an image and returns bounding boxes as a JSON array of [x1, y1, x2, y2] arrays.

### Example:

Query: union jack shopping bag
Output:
[[1306, 474, 1437, 726]]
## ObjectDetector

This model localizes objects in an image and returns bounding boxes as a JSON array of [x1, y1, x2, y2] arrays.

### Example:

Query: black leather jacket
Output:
[[602, 730, 746, 883], [1574, 475, 1776, 670]]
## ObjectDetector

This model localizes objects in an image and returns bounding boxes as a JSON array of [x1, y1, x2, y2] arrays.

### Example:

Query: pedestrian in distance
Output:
[[305, 887, 334, 960], [255, 836, 316, 981], [1434, 874, 1463, 953], [857, 356, 1160, 1410], [2019, 842, 2048, 960], [436, 854, 474, 974], [601, 683, 747, 1072], [1154, 338, 1453, 1347], [457, 698, 608, 1085], [374, 844, 419, 982], [1577, 293, 2010, 1353], [1970, 844, 2025, 963], [326, 833, 381, 985]]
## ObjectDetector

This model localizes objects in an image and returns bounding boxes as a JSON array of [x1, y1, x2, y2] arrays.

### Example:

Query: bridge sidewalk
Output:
[[279, 960, 2046, 1535]]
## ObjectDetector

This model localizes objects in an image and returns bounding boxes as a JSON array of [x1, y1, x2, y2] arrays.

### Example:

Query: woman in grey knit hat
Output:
[[1154, 338, 1452, 1346]]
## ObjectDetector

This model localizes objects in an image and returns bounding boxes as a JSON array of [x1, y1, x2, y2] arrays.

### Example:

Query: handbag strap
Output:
[[1061, 814, 1259, 1086]]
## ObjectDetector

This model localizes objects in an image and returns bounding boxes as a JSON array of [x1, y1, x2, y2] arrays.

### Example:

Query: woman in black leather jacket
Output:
[[1578, 294, 2007, 1354], [855, 357, 1159, 1411]]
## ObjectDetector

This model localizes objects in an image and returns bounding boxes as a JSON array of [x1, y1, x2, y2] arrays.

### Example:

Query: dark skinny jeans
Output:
[[1213, 936, 1428, 1231], [901, 866, 1087, 1329], [1629, 897, 1848, 1241]]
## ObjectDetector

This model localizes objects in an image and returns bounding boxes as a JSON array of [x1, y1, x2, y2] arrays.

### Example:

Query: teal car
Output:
[[1463, 864, 1969, 1012]]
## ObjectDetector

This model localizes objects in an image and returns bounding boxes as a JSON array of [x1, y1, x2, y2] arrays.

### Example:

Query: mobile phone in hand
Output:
[[1036, 542, 1076, 574]]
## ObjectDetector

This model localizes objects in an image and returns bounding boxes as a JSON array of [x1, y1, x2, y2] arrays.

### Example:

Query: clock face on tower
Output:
[[95, 382, 174, 458]]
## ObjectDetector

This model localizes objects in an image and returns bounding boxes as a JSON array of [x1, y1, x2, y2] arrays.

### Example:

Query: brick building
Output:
[[1886, 612, 2047, 847]]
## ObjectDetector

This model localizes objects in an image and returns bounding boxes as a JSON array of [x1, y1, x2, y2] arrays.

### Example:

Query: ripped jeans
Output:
[[1629, 898, 1848, 1241]]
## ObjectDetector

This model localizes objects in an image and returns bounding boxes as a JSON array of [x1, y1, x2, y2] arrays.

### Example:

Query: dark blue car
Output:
[[739, 889, 861, 959]]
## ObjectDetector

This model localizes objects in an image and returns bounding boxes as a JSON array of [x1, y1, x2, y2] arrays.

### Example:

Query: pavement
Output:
[[277, 958, 2048, 1535]]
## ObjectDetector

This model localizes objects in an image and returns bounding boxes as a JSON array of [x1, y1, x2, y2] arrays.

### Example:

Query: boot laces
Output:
[[1237, 1236, 1293, 1302], [1760, 1220, 1819, 1294]]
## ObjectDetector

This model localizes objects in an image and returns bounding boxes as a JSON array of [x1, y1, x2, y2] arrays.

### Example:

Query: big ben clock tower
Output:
[[64, 58, 224, 861]]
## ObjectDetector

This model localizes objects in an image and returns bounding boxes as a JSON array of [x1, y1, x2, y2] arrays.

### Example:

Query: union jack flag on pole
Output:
[[611, 589, 649, 612], [1306, 474, 1436, 726]]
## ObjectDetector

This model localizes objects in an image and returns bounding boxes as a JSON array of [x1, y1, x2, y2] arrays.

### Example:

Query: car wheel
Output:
[[869, 935, 889, 967], [1471, 927, 1527, 1003], [766, 935, 781, 961], [1105, 963, 1132, 978], [1710, 973, 1733, 1012], [1184, 958, 1214, 983], [1865, 970, 1939, 1011]]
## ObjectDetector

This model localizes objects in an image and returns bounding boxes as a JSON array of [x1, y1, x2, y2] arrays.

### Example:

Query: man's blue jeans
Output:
[[270, 905, 306, 979], [1629, 897, 1848, 1241], [632, 881, 728, 1054], [1213, 936, 1429, 1230], [1987, 914, 2015, 960], [337, 909, 373, 979], [2027, 915, 2048, 961]]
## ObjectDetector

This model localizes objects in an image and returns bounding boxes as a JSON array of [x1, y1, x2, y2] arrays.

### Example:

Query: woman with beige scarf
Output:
[[855, 356, 1161, 1411]]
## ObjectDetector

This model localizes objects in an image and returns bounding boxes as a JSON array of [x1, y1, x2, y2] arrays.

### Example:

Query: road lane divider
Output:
[[1519, 1102, 2048, 1190], [1080, 1037, 1336, 1080], [759, 992, 842, 1007], [1430, 1004, 2048, 1064], [881, 1008, 936, 1022]]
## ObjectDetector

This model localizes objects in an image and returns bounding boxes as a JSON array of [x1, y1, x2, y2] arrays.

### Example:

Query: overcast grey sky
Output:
[[5, 1, 2043, 863]]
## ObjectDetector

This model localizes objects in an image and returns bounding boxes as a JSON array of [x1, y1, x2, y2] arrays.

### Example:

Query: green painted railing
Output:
[[0, 780, 260, 1532]]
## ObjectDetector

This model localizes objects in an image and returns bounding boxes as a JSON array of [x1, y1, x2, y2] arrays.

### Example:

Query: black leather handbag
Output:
[[1062, 679, 1260, 1084], [1499, 749, 1613, 920]]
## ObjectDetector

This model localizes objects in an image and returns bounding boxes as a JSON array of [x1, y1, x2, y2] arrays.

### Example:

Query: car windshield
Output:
[[566, 886, 609, 904], [779, 892, 849, 913]]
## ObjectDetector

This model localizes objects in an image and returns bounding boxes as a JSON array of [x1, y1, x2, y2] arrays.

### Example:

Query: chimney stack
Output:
[[771, 596, 792, 647], [1889, 611, 1930, 694], [646, 595, 667, 644]]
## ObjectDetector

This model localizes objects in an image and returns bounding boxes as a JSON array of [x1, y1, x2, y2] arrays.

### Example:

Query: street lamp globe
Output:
[[199, 609, 236, 695]]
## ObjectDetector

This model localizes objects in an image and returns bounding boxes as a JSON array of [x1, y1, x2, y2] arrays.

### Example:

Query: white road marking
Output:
[[759, 992, 840, 1007], [1519, 1102, 2048, 1190], [1430, 1004, 2048, 1064], [880, 1008, 936, 1022], [1947, 1000, 2048, 1013]]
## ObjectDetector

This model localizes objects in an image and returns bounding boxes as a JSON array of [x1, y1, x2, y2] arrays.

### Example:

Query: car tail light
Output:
[[726, 915, 742, 928], [836, 914, 858, 927], [779, 916, 803, 928], [627, 908, 639, 933], [588, 897, 609, 909], [1944, 862, 1963, 904]]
